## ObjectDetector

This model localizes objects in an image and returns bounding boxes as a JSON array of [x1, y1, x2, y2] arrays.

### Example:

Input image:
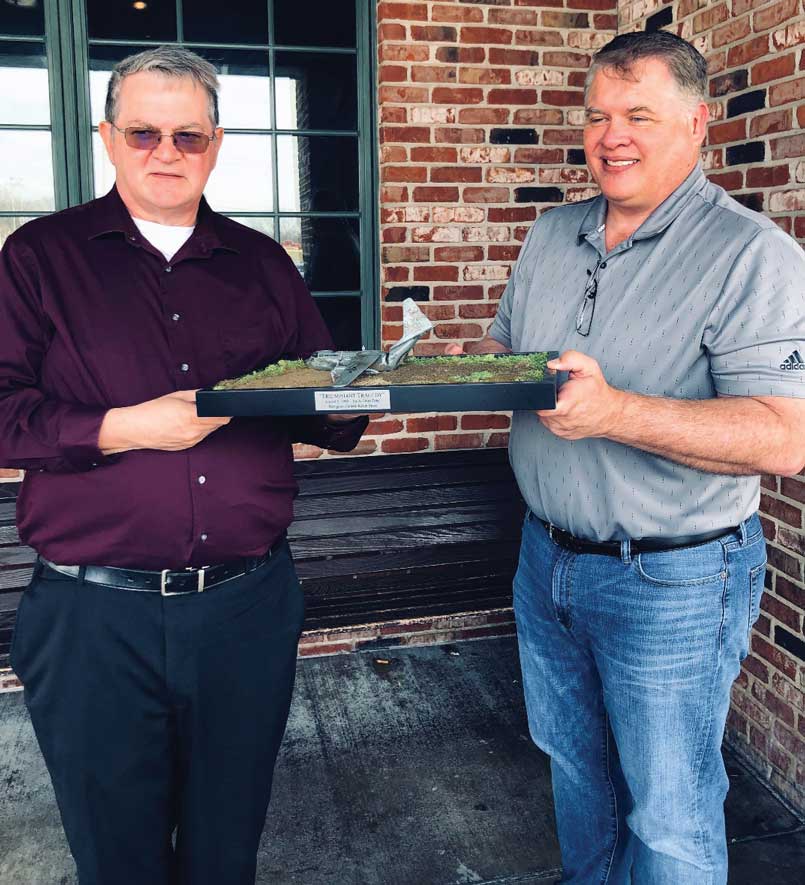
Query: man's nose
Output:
[[152, 133, 181, 161], [599, 120, 631, 148]]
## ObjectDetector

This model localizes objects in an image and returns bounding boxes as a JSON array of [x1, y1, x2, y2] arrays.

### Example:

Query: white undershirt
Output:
[[132, 217, 195, 262]]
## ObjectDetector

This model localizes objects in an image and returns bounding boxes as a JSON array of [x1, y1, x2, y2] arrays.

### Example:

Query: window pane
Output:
[[92, 131, 116, 197], [198, 50, 270, 130], [86, 0, 176, 42], [0, 216, 36, 248], [280, 216, 360, 292], [183, 0, 268, 45], [89, 45, 150, 126], [273, 0, 356, 49], [275, 52, 356, 131], [227, 215, 275, 238], [203, 134, 273, 212], [0, 1, 44, 37], [314, 296, 362, 350], [0, 42, 49, 125], [277, 135, 357, 212], [0, 131, 54, 211]]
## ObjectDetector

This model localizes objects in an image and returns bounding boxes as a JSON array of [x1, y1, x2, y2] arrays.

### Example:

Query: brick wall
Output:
[[620, 0, 805, 814]]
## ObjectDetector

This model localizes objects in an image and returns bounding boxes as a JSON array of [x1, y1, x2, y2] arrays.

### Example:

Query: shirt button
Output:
[[180, 363, 189, 373], [200, 533, 208, 542], [171, 313, 180, 322], [198, 475, 206, 484], [165, 266, 172, 273]]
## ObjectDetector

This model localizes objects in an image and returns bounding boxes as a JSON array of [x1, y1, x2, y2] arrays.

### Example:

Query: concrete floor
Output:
[[1, 636, 803, 884]]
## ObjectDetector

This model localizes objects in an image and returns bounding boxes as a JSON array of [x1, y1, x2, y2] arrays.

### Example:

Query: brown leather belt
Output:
[[536, 518, 735, 557]]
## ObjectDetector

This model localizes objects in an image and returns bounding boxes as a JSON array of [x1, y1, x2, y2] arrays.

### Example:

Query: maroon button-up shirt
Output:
[[0, 188, 367, 568]]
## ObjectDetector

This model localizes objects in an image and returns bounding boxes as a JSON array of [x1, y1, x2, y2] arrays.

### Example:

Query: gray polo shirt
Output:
[[489, 165, 805, 541]]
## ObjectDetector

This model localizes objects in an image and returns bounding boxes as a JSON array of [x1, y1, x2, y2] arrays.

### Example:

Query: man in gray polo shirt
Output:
[[459, 31, 805, 885]]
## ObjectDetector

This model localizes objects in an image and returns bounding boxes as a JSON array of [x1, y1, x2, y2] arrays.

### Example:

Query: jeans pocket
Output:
[[635, 541, 727, 586]]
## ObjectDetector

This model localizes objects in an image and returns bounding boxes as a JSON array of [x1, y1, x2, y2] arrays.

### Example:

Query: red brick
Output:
[[733, 0, 773, 14], [293, 443, 323, 460], [489, 206, 537, 222], [414, 265, 460, 281], [769, 76, 805, 106], [751, 52, 796, 85], [543, 51, 590, 68], [412, 65, 456, 83], [383, 165, 428, 183], [430, 3, 483, 23], [772, 672, 805, 715], [433, 285, 484, 301], [771, 130, 805, 160], [406, 415, 458, 432], [778, 527, 805, 555], [781, 476, 805, 504], [487, 432, 510, 447], [464, 187, 511, 203], [488, 88, 538, 105], [381, 437, 429, 453], [760, 593, 802, 631], [773, 21, 805, 51], [489, 8, 538, 26], [381, 145, 408, 163], [412, 186, 461, 202], [379, 65, 409, 83], [382, 245, 430, 263], [543, 128, 584, 145], [382, 227, 407, 244], [489, 48, 540, 66], [459, 107, 511, 124], [382, 183, 410, 203], [708, 118, 748, 145], [773, 721, 805, 763], [435, 127, 485, 143], [727, 35, 771, 67], [419, 304, 456, 321], [542, 89, 585, 106], [756, 613, 771, 637], [761, 493, 802, 527], [381, 106, 407, 123], [566, 0, 616, 8], [381, 126, 432, 143], [753, 0, 799, 32], [384, 266, 410, 282], [750, 108, 793, 138], [434, 245, 484, 262], [436, 46, 486, 63], [378, 2, 429, 21], [488, 284, 507, 300], [747, 164, 790, 186], [754, 683, 797, 727], [432, 86, 484, 104], [411, 147, 456, 163], [434, 322, 484, 340], [459, 67, 512, 85], [542, 11, 589, 28], [488, 244, 522, 261], [712, 16, 751, 49], [768, 740, 792, 774], [367, 418, 405, 435], [461, 414, 511, 430], [462, 27, 514, 45], [514, 108, 564, 125], [515, 29, 564, 47], [411, 25, 457, 41], [743, 654, 770, 683], [379, 23, 406, 40], [593, 14, 618, 28], [435, 432, 484, 450], [459, 303, 499, 319], [380, 43, 430, 62], [752, 634, 799, 680], [732, 685, 773, 727], [431, 166, 483, 183], [767, 544, 803, 581], [694, 3, 729, 33], [513, 147, 564, 163]]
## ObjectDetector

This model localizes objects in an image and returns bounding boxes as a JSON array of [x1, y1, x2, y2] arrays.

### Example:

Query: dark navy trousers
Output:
[[10, 542, 305, 885]]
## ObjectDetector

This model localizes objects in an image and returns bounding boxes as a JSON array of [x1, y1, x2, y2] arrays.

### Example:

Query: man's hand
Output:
[[536, 350, 625, 440], [98, 390, 231, 455]]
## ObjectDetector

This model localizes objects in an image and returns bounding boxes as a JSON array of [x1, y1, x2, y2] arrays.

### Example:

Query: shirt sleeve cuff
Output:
[[58, 406, 114, 471]]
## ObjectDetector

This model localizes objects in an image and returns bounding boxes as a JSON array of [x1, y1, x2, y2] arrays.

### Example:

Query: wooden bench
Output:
[[0, 448, 525, 672]]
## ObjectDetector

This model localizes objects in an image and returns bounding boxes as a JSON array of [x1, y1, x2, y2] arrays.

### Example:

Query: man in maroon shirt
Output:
[[0, 46, 366, 885]]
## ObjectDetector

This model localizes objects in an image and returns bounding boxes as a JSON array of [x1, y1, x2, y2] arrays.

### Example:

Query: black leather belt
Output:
[[40, 536, 285, 596], [537, 518, 734, 557]]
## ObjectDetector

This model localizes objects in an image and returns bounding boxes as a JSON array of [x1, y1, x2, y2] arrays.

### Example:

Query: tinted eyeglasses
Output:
[[575, 257, 605, 337], [111, 125, 217, 154]]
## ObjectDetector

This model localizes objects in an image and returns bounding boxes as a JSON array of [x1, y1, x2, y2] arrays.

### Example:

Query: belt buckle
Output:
[[160, 567, 207, 596]]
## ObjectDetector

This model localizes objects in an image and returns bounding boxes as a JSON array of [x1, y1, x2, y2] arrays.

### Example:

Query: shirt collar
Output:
[[87, 185, 239, 257], [577, 164, 707, 246]]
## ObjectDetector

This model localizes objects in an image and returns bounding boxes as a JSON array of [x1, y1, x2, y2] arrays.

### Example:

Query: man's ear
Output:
[[98, 121, 118, 167], [692, 100, 709, 145]]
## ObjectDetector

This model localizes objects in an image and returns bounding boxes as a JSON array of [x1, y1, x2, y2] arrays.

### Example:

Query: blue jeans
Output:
[[513, 513, 766, 885]]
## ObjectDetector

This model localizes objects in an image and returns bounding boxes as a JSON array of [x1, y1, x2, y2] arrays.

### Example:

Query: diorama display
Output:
[[196, 300, 557, 416]]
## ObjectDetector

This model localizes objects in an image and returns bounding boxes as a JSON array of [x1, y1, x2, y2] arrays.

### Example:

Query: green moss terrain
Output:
[[214, 352, 549, 390]]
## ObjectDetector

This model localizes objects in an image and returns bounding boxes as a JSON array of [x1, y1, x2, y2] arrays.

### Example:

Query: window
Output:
[[0, 0, 378, 350], [0, 1, 55, 245]]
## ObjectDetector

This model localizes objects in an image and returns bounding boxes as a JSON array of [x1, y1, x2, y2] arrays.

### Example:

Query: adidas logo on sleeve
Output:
[[780, 350, 805, 370]]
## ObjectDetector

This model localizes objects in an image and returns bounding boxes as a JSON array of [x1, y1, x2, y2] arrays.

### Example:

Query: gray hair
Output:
[[105, 45, 220, 127], [585, 31, 708, 105]]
